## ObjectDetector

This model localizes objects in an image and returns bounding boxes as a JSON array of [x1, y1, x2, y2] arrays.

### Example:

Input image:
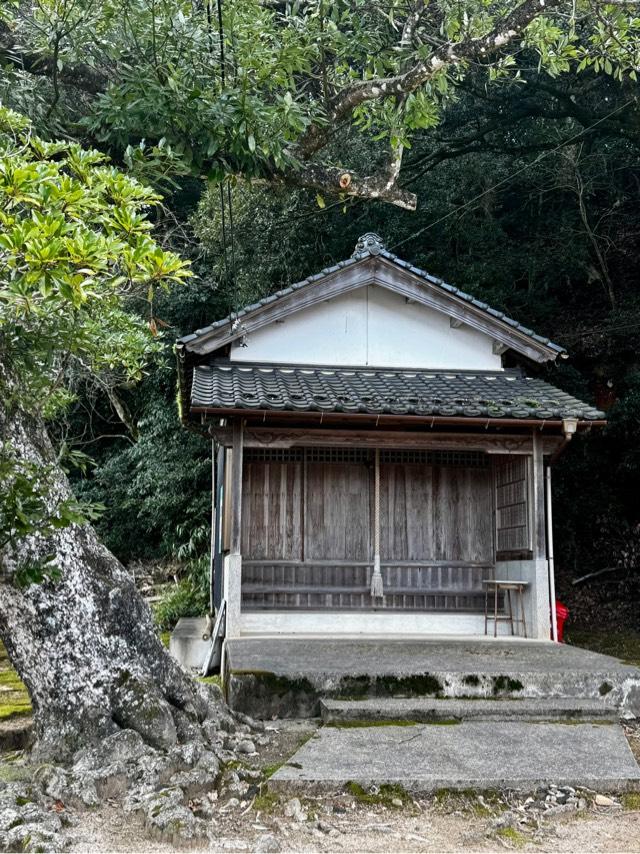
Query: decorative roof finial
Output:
[[353, 232, 385, 257]]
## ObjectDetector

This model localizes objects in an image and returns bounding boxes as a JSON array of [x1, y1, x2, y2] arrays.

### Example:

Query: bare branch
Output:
[[275, 155, 417, 210]]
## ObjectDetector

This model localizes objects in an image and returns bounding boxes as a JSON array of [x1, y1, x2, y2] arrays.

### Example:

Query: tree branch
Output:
[[275, 153, 417, 210], [297, 0, 566, 158]]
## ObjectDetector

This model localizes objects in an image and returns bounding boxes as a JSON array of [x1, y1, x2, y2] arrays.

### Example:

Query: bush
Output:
[[153, 557, 209, 631]]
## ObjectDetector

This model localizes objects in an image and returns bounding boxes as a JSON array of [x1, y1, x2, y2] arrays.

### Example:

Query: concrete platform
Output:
[[225, 636, 640, 718], [320, 696, 619, 724], [270, 720, 640, 793]]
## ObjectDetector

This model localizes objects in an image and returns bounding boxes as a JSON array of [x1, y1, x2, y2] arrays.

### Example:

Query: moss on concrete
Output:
[[0, 703, 31, 721], [325, 719, 418, 728], [0, 643, 31, 724], [345, 781, 412, 808], [262, 762, 285, 778], [336, 672, 444, 699], [198, 675, 222, 688], [492, 675, 524, 695]]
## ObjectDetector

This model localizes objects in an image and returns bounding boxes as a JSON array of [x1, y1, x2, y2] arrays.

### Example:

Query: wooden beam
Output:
[[531, 428, 547, 560], [196, 407, 605, 431], [230, 419, 244, 555], [209, 426, 564, 456]]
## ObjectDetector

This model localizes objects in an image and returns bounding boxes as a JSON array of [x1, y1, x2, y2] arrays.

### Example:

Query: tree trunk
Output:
[[0, 401, 220, 763]]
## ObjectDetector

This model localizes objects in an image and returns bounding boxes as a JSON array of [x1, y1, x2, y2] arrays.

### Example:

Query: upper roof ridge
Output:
[[352, 232, 385, 256], [176, 235, 565, 362]]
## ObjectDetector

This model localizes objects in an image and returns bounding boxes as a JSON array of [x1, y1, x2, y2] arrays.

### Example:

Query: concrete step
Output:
[[270, 719, 640, 793], [225, 638, 640, 719], [320, 696, 619, 724]]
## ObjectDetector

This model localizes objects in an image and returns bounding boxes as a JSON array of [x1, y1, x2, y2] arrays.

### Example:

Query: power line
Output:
[[390, 98, 635, 253]]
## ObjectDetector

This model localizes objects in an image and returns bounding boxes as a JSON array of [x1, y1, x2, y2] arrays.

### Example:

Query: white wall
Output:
[[239, 610, 516, 637], [230, 285, 502, 371]]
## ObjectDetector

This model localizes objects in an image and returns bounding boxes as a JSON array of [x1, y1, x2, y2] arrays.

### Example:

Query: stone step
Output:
[[225, 638, 640, 719], [270, 719, 640, 793], [0, 716, 33, 752], [320, 696, 619, 724]]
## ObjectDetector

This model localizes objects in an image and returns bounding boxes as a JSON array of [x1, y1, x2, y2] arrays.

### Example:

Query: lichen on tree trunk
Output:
[[0, 400, 221, 762]]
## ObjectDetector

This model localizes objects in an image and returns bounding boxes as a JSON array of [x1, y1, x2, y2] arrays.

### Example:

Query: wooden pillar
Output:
[[209, 439, 216, 615], [530, 427, 550, 639], [531, 428, 546, 560], [230, 419, 244, 556], [224, 419, 244, 638]]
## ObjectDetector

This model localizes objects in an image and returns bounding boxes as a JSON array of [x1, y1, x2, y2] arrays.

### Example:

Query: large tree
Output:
[[0, 105, 228, 761]]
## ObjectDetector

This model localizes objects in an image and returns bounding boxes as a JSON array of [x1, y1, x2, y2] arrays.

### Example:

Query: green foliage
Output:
[[75, 386, 210, 562], [5, 1, 640, 199], [0, 442, 104, 581], [0, 104, 190, 575], [153, 558, 209, 632]]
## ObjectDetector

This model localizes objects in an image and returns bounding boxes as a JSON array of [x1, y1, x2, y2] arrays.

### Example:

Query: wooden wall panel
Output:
[[304, 462, 371, 560], [380, 463, 434, 561], [241, 461, 303, 560], [240, 450, 496, 612], [381, 463, 493, 564]]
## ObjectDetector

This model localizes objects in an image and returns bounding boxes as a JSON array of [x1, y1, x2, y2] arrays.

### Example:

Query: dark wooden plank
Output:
[[210, 426, 564, 455], [230, 420, 244, 555], [304, 461, 371, 561]]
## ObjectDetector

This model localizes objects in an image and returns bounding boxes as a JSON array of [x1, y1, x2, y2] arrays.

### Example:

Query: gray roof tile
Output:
[[191, 363, 604, 421]]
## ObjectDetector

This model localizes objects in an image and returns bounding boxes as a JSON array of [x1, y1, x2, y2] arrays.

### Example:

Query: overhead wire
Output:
[[390, 97, 635, 253]]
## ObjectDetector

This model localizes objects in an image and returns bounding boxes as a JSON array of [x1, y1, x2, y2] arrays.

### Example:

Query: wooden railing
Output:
[[241, 560, 494, 611]]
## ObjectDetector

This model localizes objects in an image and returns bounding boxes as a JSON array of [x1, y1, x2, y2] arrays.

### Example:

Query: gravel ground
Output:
[[65, 795, 640, 852], [4, 718, 640, 853]]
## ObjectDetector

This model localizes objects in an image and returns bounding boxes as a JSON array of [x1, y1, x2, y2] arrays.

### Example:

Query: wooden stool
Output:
[[483, 580, 529, 637]]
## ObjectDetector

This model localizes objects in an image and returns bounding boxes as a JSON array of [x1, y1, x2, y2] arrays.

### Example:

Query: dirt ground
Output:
[[65, 793, 640, 853], [3, 717, 640, 853]]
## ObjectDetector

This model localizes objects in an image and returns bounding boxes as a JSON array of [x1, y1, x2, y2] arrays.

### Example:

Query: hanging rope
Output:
[[371, 448, 384, 598]]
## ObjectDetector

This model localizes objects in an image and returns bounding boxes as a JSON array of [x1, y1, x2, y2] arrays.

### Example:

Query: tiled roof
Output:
[[191, 363, 604, 421], [177, 235, 565, 356]]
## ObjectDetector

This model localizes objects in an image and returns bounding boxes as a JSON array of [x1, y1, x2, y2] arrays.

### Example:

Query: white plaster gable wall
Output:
[[230, 284, 503, 371]]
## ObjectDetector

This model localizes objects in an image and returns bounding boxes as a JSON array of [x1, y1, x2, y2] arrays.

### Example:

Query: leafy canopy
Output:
[[0, 104, 190, 568], [4, 1, 640, 207]]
